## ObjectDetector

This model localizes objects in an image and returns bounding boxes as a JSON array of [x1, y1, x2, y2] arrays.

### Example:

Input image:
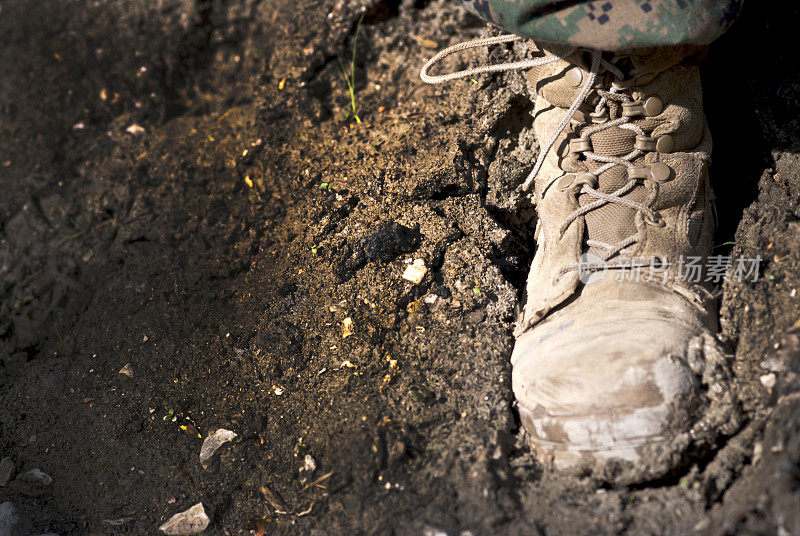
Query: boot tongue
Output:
[[579, 128, 646, 258]]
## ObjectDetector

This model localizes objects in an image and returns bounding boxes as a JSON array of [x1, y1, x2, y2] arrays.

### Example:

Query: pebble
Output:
[[423, 294, 438, 304], [8, 469, 52, 497], [118, 364, 134, 377], [25, 469, 52, 486], [159, 503, 210, 535], [0, 502, 18, 536], [402, 259, 427, 284], [199, 429, 237, 468], [299, 454, 316, 483], [126, 124, 145, 136], [0, 458, 14, 487], [341, 317, 354, 338], [753, 442, 763, 464], [693, 517, 711, 532], [760, 373, 777, 389]]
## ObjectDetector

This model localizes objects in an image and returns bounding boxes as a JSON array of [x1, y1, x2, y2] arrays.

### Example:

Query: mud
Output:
[[1, 0, 800, 534]]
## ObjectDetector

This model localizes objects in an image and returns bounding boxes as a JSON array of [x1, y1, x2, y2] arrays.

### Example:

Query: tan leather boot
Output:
[[512, 45, 739, 481]]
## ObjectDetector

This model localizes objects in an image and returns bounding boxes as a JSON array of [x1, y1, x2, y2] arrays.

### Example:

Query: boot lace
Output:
[[421, 35, 667, 281]]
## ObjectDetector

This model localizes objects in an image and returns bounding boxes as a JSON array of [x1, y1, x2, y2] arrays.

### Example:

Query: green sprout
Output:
[[53, 325, 68, 354], [338, 14, 364, 124]]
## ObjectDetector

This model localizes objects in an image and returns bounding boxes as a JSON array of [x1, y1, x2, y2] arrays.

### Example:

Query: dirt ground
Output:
[[2, 0, 800, 534]]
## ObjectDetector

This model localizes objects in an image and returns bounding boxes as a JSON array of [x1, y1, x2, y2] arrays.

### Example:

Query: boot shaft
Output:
[[517, 45, 715, 333]]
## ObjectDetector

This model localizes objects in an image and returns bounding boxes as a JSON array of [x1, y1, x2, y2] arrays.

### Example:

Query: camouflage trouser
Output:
[[459, 0, 742, 51]]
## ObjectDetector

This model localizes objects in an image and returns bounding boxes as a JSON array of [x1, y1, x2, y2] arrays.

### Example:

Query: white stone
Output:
[[159, 503, 210, 535], [304, 454, 316, 472], [760, 373, 777, 389], [199, 429, 237, 468], [341, 317, 354, 338], [402, 259, 427, 284]]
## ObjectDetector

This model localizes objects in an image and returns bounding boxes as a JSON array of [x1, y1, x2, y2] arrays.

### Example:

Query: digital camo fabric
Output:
[[458, 0, 742, 50]]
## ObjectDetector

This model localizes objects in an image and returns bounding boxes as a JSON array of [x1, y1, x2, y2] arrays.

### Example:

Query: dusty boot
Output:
[[512, 45, 740, 482]]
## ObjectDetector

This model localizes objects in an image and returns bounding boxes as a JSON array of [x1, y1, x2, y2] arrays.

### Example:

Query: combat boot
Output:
[[512, 44, 739, 480], [421, 38, 740, 482]]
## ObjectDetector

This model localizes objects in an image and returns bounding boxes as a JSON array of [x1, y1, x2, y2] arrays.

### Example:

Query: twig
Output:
[[301, 471, 333, 491]]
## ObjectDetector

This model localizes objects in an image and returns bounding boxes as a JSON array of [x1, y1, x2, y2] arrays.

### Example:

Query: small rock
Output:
[[341, 317, 354, 338], [102, 518, 133, 526], [760, 373, 777, 389], [126, 124, 145, 136], [159, 503, 210, 535], [199, 429, 237, 468], [693, 517, 711, 532], [118, 364, 134, 377], [466, 310, 486, 324], [299, 454, 316, 483], [8, 469, 52, 497], [0, 502, 19, 536], [753, 442, 763, 464], [402, 259, 427, 284], [25, 469, 52, 486], [0, 458, 14, 487]]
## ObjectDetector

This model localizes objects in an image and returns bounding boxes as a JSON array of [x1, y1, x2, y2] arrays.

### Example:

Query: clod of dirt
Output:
[[334, 220, 422, 281], [199, 429, 237, 468], [159, 503, 210, 535], [0, 458, 14, 487]]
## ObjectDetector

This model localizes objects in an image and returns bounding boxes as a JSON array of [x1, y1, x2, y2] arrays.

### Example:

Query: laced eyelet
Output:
[[645, 213, 666, 227], [572, 173, 598, 190], [556, 174, 576, 190], [590, 109, 609, 123], [569, 138, 592, 153], [634, 135, 657, 152]]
